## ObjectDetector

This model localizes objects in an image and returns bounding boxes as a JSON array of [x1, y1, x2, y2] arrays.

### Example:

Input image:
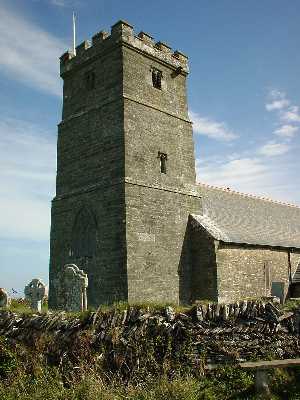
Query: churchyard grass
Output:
[[7, 298, 48, 314], [1, 354, 300, 399], [283, 298, 300, 311], [99, 300, 191, 314]]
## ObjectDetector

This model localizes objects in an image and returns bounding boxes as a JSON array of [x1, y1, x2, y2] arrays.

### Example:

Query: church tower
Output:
[[49, 21, 202, 308]]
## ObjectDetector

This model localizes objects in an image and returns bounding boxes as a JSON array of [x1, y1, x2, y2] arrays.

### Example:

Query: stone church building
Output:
[[49, 21, 300, 308]]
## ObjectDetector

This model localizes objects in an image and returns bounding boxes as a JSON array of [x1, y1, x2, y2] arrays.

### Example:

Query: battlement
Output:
[[60, 20, 189, 76]]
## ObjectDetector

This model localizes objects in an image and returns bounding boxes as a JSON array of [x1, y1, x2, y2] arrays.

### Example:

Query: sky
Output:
[[1, 0, 300, 296]]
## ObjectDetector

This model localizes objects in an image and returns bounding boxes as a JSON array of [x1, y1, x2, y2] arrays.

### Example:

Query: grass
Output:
[[5, 296, 300, 316], [1, 364, 300, 399], [0, 367, 254, 400], [282, 298, 300, 312], [95, 300, 191, 314], [4, 298, 48, 314], [4, 298, 191, 315]]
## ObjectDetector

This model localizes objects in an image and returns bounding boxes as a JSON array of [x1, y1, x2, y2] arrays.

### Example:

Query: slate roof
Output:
[[191, 183, 300, 249]]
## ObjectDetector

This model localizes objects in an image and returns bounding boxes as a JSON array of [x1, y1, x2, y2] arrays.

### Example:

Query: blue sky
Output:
[[1, 0, 300, 296]]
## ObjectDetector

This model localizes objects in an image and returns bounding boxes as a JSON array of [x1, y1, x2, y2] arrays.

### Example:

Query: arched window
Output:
[[152, 68, 162, 89], [158, 151, 167, 174], [71, 208, 97, 258], [85, 70, 95, 90]]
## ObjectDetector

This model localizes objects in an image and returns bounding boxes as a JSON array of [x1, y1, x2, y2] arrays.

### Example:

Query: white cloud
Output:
[[196, 89, 300, 202], [0, 118, 56, 241], [198, 157, 280, 203], [266, 90, 290, 111], [266, 99, 290, 111], [269, 89, 285, 99], [49, 0, 81, 6], [50, 0, 66, 6], [0, 4, 66, 96], [258, 141, 290, 157], [281, 106, 300, 123], [189, 111, 238, 141], [196, 156, 300, 205], [265, 90, 300, 143], [274, 124, 299, 138], [198, 158, 268, 187]]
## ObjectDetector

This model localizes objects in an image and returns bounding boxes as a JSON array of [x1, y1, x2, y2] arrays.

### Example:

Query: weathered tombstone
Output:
[[24, 279, 47, 312], [0, 288, 10, 308], [61, 264, 88, 312]]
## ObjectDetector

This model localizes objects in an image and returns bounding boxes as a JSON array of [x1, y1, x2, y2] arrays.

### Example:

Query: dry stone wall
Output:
[[0, 301, 299, 376]]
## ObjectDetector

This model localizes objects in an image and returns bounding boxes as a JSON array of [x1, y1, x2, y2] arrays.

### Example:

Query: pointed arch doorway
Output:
[[69, 207, 98, 304]]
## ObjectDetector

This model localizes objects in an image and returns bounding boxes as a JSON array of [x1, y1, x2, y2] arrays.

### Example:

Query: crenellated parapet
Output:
[[60, 20, 189, 77]]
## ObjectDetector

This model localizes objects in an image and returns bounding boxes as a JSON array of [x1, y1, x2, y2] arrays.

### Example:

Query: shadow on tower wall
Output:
[[178, 222, 193, 304], [179, 216, 218, 305]]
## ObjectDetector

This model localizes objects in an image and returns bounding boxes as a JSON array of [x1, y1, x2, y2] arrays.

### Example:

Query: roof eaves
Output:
[[190, 214, 231, 242]]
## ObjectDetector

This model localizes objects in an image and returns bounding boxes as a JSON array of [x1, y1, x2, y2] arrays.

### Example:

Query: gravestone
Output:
[[61, 264, 88, 312], [0, 288, 10, 308], [24, 279, 47, 312]]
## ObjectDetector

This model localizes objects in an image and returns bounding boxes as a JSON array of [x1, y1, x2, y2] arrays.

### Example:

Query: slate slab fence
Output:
[[0, 300, 299, 378]]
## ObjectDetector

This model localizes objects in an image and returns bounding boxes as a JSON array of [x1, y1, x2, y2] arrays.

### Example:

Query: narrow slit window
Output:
[[85, 71, 95, 90], [152, 69, 162, 89], [264, 261, 271, 295], [158, 152, 167, 174]]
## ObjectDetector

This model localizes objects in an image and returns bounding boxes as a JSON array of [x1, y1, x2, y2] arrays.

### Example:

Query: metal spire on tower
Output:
[[72, 12, 76, 56]]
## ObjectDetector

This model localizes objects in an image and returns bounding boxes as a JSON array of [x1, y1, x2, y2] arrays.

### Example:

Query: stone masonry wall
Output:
[[56, 100, 124, 195], [50, 94, 127, 309], [119, 22, 200, 305], [216, 244, 300, 303], [122, 45, 189, 120], [124, 100, 195, 188], [50, 25, 127, 308], [61, 46, 123, 121], [125, 183, 202, 304], [123, 43, 195, 188], [50, 20, 199, 308]]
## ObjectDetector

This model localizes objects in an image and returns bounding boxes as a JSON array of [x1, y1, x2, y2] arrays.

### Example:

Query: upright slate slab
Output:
[[60, 264, 88, 312], [0, 288, 10, 308]]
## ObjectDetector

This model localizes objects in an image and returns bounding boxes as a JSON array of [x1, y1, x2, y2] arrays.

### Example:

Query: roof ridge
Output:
[[196, 181, 300, 210]]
